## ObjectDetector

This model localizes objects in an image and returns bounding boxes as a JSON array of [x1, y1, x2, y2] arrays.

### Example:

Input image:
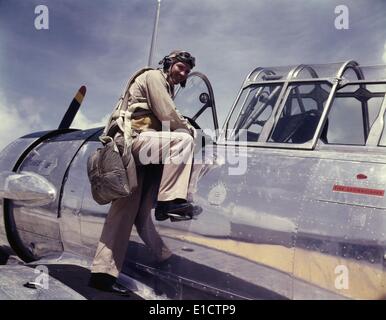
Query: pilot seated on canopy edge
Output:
[[89, 50, 203, 295]]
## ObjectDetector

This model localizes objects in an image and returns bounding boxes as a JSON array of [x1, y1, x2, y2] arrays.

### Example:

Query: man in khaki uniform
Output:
[[89, 50, 198, 295]]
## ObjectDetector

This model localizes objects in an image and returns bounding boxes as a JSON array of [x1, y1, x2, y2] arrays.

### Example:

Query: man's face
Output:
[[169, 62, 191, 85]]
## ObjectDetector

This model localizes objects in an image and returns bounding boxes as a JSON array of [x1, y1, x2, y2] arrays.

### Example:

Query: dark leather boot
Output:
[[88, 273, 132, 296], [155, 199, 193, 221]]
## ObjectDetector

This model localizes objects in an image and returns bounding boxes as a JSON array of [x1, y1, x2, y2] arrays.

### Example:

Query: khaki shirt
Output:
[[128, 69, 194, 136]]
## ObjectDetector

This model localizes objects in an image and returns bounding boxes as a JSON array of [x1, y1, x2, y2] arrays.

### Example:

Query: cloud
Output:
[[0, 90, 107, 152], [383, 42, 386, 63], [1, 0, 386, 136], [0, 93, 42, 151], [71, 111, 109, 130]]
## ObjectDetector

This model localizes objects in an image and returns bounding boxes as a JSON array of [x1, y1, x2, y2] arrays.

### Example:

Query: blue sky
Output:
[[0, 0, 385, 150]]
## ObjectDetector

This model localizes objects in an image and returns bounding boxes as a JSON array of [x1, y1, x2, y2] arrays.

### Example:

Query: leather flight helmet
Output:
[[159, 50, 196, 87]]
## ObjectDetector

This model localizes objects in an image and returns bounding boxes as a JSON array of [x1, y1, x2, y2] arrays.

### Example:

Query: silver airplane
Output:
[[1, 60, 386, 300]]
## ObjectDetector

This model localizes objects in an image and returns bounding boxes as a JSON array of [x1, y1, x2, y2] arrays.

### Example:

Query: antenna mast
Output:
[[148, 0, 162, 67]]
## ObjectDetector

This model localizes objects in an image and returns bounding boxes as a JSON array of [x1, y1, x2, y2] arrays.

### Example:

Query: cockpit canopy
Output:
[[223, 61, 386, 149]]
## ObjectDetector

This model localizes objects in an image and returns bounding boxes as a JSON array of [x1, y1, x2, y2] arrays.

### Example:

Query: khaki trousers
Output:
[[91, 131, 195, 277], [135, 131, 194, 201]]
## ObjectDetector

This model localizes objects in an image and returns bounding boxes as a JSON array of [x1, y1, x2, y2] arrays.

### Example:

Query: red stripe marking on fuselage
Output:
[[333, 185, 385, 197]]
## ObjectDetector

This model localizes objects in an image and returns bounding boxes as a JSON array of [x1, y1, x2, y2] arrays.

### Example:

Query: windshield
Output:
[[174, 74, 217, 132], [226, 84, 282, 141]]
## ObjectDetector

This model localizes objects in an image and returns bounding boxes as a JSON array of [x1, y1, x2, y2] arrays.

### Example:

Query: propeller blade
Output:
[[58, 85, 87, 129]]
